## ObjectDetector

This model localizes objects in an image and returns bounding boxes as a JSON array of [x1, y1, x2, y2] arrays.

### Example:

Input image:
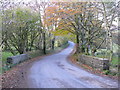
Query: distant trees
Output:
[[1, 1, 67, 55], [2, 8, 42, 54], [44, 1, 119, 59]]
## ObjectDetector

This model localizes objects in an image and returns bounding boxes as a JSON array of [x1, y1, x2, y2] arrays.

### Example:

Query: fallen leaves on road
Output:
[[2, 54, 48, 88], [68, 54, 118, 80], [2, 48, 67, 88]]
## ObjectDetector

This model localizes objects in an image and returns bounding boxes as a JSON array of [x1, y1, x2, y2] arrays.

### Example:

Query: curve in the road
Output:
[[26, 41, 118, 88]]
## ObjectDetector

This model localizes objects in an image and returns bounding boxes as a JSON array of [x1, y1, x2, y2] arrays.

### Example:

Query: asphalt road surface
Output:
[[27, 41, 118, 88]]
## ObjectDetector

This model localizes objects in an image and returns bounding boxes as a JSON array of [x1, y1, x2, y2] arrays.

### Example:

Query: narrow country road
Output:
[[26, 41, 118, 88]]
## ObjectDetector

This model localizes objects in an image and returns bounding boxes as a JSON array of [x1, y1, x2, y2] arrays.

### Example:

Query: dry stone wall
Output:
[[79, 54, 109, 70], [7, 54, 30, 65]]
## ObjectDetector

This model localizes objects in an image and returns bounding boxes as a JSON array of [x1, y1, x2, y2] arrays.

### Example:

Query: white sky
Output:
[[12, 0, 120, 3], [12, 0, 49, 3]]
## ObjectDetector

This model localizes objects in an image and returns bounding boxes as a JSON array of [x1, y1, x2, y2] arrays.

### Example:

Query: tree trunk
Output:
[[81, 45, 85, 53], [52, 37, 55, 50], [76, 34, 79, 53], [43, 32, 46, 54], [86, 46, 89, 55]]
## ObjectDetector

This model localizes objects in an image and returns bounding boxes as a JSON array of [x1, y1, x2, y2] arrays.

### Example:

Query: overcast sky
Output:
[[11, 0, 119, 3]]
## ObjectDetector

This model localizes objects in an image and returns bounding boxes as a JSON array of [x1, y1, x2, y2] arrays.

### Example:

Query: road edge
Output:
[[67, 44, 118, 81]]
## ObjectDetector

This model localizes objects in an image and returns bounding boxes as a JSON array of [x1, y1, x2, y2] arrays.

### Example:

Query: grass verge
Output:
[[69, 53, 118, 80], [2, 42, 69, 73]]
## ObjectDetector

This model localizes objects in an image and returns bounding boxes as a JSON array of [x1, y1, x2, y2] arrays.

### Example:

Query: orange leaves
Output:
[[44, 3, 85, 28], [64, 9, 73, 13], [45, 6, 58, 15], [71, 10, 82, 15], [44, 2, 100, 35], [57, 9, 65, 13], [43, 16, 59, 27], [46, 6, 57, 12]]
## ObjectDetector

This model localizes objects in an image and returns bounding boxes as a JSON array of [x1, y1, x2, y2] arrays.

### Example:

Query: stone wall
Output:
[[79, 54, 109, 70], [7, 54, 30, 65]]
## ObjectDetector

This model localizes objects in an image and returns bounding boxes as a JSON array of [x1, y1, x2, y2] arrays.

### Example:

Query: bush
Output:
[[103, 70, 110, 75]]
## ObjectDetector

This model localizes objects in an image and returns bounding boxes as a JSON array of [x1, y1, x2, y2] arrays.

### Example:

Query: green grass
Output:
[[95, 47, 119, 66], [113, 43, 119, 53], [2, 52, 14, 62], [95, 54, 119, 65], [111, 56, 119, 65], [87, 51, 119, 66], [26, 50, 44, 58], [96, 54, 120, 65], [1, 52, 14, 73]]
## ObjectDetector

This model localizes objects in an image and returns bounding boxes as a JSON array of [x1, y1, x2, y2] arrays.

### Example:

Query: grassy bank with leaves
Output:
[[70, 54, 118, 80], [2, 42, 69, 73], [71, 52, 119, 78]]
